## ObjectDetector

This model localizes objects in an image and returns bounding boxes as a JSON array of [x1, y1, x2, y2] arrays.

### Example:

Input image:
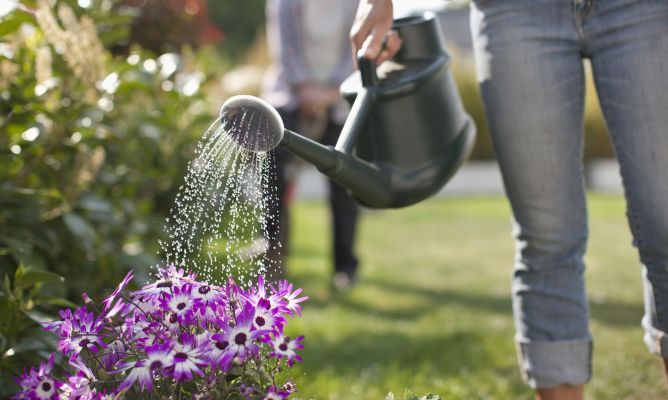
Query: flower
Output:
[[12, 354, 61, 400], [118, 343, 173, 392], [46, 307, 106, 362], [170, 340, 206, 382], [102, 270, 134, 318], [273, 280, 309, 317], [263, 386, 290, 400], [16, 267, 306, 398], [252, 298, 286, 332], [268, 333, 304, 366], [160, 283, 197, 322]]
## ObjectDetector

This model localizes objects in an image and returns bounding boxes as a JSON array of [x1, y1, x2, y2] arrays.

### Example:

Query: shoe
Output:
[[332, 271, 356, 291]]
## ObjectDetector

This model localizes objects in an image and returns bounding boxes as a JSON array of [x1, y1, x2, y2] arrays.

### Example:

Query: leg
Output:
[[471, 1, 590, 391], [586, 0, 668, 372], [321, 118, 360, 285]]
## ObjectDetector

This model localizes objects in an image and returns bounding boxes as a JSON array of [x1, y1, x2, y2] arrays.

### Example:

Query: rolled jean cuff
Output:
[[515, 336, 592, 389], [642, 315, 668, 358]]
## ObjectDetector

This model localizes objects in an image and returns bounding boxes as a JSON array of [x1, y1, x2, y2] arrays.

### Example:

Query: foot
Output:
[[536, 384, 584, 400], [332, 271, 356, 291]]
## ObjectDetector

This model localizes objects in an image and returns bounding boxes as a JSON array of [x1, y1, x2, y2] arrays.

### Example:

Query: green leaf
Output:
[[35, 295, 76, 309], [14, 266, 64, 291], [62, 212, 96, 251], [0, 8, 34, 37]]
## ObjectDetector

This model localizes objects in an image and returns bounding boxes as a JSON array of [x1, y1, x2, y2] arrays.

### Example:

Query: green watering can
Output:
[[220, 13, 475, 209]]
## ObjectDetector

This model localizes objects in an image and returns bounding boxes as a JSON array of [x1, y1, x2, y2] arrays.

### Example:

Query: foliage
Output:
[[0, 0, 226, 394], [386, 390, 441, 400], [206, 0, 266, 60], [0, 265, 75, 392], [12, 266, 307, 399], [115, 0, 223, 55]]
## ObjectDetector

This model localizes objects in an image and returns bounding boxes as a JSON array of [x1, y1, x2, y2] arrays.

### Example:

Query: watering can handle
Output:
[[358, 56, 379, 87]]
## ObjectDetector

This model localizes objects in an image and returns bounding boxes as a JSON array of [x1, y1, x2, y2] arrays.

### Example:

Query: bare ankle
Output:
[[536, 384, 584, 400]]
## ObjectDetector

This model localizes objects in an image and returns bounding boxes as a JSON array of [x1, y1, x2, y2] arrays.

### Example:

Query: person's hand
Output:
[[350, 0, 402, 64], [297, 83, 339, 117]]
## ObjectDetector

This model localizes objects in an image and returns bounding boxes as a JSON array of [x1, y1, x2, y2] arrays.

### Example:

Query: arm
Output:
[[349, 0, 402, 63]]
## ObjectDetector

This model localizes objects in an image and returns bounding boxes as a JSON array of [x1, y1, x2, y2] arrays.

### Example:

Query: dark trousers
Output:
[[265, 108, 359, 276]]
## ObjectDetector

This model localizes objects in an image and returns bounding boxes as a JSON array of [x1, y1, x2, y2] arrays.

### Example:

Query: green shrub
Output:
[[0, 1, 225, 393]]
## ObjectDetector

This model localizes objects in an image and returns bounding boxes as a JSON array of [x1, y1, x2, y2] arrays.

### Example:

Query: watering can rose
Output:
[[12, 266, 308, 399]]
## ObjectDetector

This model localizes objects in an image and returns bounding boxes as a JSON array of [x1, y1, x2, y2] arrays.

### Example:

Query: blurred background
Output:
[[2, 1, 654, 399]]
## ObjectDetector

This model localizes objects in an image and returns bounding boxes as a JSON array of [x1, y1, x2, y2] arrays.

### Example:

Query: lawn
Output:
[[280, 194, 666, 399]]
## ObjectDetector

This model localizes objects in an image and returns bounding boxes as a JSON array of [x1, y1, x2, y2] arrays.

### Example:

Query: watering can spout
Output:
[[220, 13, 476, 209], [219, 95, 396, 208]]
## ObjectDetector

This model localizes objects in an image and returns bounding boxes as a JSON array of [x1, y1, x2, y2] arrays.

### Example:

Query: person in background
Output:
[[350, 0, 668, 399], [261, 0, 361, 290]]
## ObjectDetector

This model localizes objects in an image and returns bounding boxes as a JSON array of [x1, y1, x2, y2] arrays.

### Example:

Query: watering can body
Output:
[[336, 13, 475, 208], [285, 13, 475, 208]]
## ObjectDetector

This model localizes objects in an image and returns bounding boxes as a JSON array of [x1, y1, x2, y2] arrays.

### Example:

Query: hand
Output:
[[350, 0, 402, 64], [297, 83, 339, 117]]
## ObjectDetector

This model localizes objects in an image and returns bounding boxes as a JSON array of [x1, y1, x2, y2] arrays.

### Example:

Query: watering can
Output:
[[220, 13, 475, 209]]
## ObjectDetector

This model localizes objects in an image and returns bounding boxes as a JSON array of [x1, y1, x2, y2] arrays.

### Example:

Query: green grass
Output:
[[279, 194, 666, 400]]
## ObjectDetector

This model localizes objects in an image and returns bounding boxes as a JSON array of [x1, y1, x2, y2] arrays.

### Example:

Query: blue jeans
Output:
[[470, 0, 668, 389]]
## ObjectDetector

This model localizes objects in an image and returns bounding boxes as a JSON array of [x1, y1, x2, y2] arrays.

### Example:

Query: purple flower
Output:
[[12, 354, 61, 400], [252, 299, 286, 332], [242, 275, 288, 313], [273, 280, 309, 317], [215, 303, 268, 364], [268, 333, 304, 366], [170, 340, 206, 382], [47, 307, 106, 362], [118, 343, 173, 392], [159, 284, 198, 324], [59, 373, 93, 399], [262, 386, 290, 400], [132, 265, 194, 302], [102, 270, 134, 318]]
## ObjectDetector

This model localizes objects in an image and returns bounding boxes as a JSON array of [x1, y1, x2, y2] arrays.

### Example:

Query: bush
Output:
[[0, 1, 226, 394]]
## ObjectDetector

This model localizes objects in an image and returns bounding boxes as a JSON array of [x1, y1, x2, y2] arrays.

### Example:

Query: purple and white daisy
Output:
[[273, 280, 309, 317], [102, 270, 134, 318], [268, 333, 304, 366], [252, 298, 286, 332], [159, 284, 197, 323], [170, 340, 206, 382], [241, 275, 288, 314], [50, 308, 106, 361], [217, 303, 268, 363], [118, 343, 173, 392], [12, 354, 61, 400], [262, 386, 290, 400]]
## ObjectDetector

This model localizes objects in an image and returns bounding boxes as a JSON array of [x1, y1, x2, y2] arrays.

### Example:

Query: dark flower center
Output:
[[41, 381, 52, 391], [176, 302, 186, 310], [79, 338, 90, 348], [198, 285, 210, 295], [174, 352, 188, 361], [215, 340, 229, 350], [157, 280, 173, 288], [150, 360, 163, 370], [279, 343, 288, 352], [169, 314, 178, 323], [234, 332, 247, 345], [255, 316, 266, 326]]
